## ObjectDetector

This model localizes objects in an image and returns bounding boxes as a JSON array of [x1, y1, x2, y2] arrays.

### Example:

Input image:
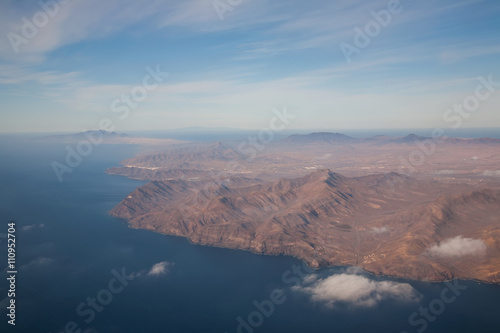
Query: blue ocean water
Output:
[[0, 135, 499, 333]]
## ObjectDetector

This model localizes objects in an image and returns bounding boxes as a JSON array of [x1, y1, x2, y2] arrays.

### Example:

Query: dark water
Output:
[[0, 136, 499, 333]]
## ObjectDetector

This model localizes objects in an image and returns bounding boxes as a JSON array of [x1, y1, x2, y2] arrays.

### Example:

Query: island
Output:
[[108, 132, 500, 283]]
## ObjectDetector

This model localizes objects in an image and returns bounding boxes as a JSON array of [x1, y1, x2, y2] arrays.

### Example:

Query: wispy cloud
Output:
[[0, 0, 170, 62], [147, 261, 173, 276], [371, 227, 389, 234], [1, 0, 499, 132], [482, 170, 500, 177], [21, 257, 55, 269], [22, 223, 45, 231], [440, 44, 500, 64]]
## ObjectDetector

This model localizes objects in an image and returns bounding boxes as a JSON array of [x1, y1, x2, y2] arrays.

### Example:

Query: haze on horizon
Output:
[[1, 0, 499, 133]]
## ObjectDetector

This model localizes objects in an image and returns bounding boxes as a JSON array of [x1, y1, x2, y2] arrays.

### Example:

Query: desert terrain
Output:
[[108, 132, 500, 283]]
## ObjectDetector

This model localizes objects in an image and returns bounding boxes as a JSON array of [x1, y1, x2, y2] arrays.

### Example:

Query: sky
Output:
[[0, 0, 499, 133]]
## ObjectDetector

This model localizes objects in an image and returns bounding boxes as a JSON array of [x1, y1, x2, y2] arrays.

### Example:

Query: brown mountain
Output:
[[111, 169, 500, 283], [105, 167, 208, 181], [119, 142, 244, 169]]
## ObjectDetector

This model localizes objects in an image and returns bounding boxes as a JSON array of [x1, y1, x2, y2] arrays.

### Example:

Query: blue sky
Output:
[[0, 0, 499, 133]]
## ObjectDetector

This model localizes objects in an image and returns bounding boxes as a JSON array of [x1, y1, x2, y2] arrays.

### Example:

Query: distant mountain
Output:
[[111, 169, 500, 283], [119, 142, 245, 169], [284, 132, 358, 144], [40, 130, 190, 147], [105, 167, 208, 181], [445, 137, 500, 145], [41, 130, 130, 142], [386, 133, 431, 144], [376, 133, 500, 145]]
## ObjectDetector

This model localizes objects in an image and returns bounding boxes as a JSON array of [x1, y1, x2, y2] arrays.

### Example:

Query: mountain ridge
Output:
[[110, 169, 500, 283]]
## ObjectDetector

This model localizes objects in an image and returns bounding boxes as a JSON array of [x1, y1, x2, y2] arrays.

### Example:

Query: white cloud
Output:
[[294, 268, 420, 308], [0, 64, 81, 85], [302, 274, 318, 284], [440, 44, 500, 63], [435, 170, 456, 175], [46, 70, 462, 130], [344, 266, 365, 274], [125, 261, 174, 279], [0, 0, 170, 62], [1, 0, 499, 132], [427, 236, 487, 257], [22, 223, 45, 231], [32, 257, 54, 265], [147, 261, 173, 276], [482, 170, 500, 177], [1, 0, 493, 64], [0, 0, 282, 63], [371, 227, 389, 234], [21, 257, 55, 270]]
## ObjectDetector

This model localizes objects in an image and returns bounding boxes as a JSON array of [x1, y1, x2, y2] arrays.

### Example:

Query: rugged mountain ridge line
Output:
[[111, 169, 500, 283]]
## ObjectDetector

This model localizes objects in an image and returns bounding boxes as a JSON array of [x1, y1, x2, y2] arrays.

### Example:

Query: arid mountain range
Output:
[[107, 132, 500, 283]]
